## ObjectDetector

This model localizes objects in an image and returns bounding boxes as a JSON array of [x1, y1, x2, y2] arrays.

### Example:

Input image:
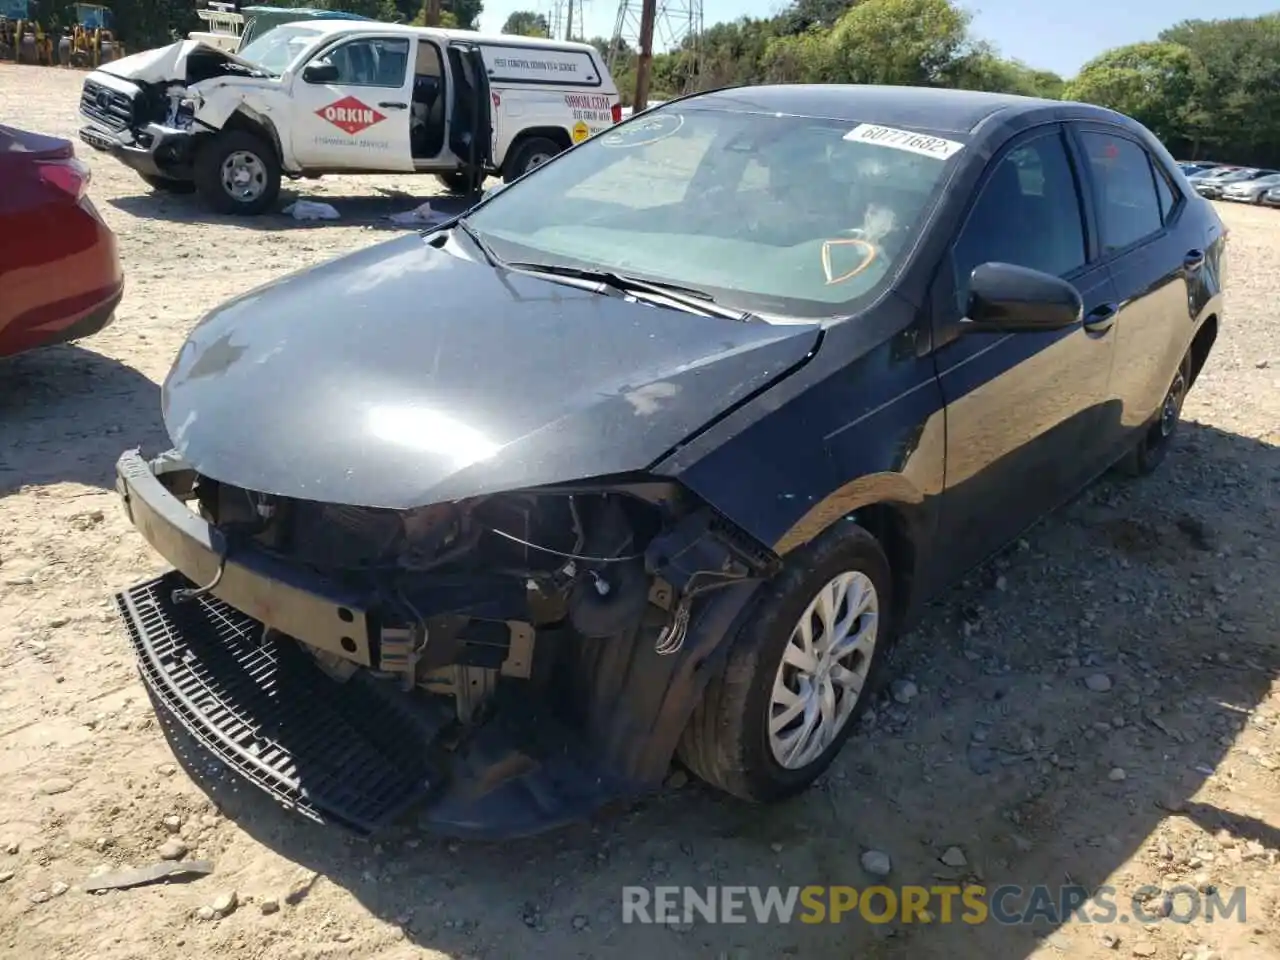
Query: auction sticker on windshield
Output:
[[601, 113, 684, 148], [843, 124, 964, 160]]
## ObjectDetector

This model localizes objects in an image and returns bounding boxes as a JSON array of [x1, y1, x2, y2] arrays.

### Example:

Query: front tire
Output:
[[502, 136, 562, 184], [678, 522, 894, 802], [194, 130, 281, 216], [1117, 349, 1192, 477]]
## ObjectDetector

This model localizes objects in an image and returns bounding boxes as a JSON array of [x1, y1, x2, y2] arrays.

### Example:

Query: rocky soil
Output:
[[1, 62, 1278, 960]]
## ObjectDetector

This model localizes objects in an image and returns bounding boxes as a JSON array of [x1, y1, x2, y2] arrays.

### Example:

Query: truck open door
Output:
[[446, 41, 492, 194]]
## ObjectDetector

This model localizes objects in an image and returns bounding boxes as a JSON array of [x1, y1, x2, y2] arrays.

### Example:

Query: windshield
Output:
[[234, 24, 321, 74], [462, 105, 961, 319]]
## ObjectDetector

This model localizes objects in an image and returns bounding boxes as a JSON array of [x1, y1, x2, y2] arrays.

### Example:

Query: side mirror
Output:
[[962, 262, 1083, 334], [302, 61, 339, 84]]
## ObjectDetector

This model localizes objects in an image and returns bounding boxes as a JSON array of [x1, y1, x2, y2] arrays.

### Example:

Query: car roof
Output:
[[292, 19, 601, 54], [681, 84, 1078, 135]]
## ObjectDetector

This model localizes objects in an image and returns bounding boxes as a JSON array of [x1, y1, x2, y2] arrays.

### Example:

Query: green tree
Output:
[[763, 0, 971, 86], [501, 10, 548, 36], [1063, 41, 1204, 147]]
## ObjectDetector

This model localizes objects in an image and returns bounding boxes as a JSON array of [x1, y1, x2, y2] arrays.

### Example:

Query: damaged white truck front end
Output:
[[78, 40, 289, 214]]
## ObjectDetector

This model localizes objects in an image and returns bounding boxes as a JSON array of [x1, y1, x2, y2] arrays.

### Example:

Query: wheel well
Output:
[[504, 127, 571, 165], [853, 503, 916, 628], [1188, 314, 1218, 388], [217, 111, 283, 163]]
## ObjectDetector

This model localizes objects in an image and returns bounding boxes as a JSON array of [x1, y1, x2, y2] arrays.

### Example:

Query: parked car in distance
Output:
[[1220, 172, 1280, 203], [1186, 164, 1235, 181], [110, 85, 1223, 839], [1261, 186, 1280, 209], [1179, 161, 1219, 177], [1194, 167, 1279, 199], [0, 124, 123, 359]]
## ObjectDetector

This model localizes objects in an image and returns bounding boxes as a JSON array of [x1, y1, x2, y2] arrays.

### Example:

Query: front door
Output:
[[290, 34, 415, 171], [931, 124, 1121, 583]]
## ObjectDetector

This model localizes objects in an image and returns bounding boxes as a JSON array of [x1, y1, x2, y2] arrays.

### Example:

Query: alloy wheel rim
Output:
[[768, 570, 879, 770], [1160, 369, 1187, 438], [221, 150, 267, 203]]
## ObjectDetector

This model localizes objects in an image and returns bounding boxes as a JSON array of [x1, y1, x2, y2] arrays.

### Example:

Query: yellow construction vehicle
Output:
[[69, 3, 120, 66]]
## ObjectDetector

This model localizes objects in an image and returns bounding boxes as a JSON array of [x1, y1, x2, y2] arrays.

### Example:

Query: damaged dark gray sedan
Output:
[[113, 84, 1224, 838]]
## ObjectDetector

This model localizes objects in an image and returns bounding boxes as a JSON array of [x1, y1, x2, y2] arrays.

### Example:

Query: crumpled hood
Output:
[[98, 39, 261, 84], [161, 233, 821, 509]]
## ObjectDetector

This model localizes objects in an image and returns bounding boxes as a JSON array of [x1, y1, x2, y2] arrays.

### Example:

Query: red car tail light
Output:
[[611, 102, 622, 124], [37, 157, 92, 201]]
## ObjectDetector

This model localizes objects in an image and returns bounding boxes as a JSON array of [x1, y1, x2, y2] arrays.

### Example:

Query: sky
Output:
[[476, 0, 1280, 79]]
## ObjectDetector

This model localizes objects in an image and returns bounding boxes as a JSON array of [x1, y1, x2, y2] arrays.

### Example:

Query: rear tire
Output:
[[502, 136, 562, 184], [194, 130, 281, 216], [139, 173, 196, 194], [1117, 349, 1192, 477], [677, 521, 895, 802]]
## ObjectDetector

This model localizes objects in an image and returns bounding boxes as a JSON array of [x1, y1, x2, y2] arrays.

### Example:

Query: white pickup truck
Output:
[[77, 22, 621, 214]]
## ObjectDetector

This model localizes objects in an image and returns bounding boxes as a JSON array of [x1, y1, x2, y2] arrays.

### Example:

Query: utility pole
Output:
[[565, 0, 573, 40], [632, 0, 656, 111]]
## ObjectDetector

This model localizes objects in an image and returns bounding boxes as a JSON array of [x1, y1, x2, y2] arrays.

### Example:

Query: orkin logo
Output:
[[316, 96, 386, 135]]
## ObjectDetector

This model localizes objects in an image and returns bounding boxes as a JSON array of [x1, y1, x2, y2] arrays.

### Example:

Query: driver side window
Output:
[[951, 130, 1087, 313], [316, 37, 410, 87]]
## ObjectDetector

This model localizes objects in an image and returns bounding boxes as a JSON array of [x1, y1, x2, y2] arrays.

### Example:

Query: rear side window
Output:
[[1153, 164, 1178, 223], [1079, 132, 1163, 252], [951, 130, 1087, 310]]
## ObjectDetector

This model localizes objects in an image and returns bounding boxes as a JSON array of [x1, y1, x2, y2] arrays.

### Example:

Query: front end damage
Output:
[[77, 41, 269, 181], [113, 447, 776, 837]]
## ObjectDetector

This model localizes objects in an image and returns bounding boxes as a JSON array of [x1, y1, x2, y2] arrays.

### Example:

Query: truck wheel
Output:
[[139, 173, 196, 194], [502, 136, 562, 184], [434, 171, 474, 194], [194, 130, 281, 216], [677, 521, 895, 802]]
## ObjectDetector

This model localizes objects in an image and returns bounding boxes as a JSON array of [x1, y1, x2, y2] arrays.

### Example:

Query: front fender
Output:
[[772, 472, 925, 556]]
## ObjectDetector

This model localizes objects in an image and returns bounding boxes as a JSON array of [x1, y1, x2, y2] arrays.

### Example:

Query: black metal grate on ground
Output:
[[115, 572, 436, 835]]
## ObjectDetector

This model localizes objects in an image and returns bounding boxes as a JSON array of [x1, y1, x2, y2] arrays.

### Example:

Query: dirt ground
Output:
[[2, 61, 1279, 960]]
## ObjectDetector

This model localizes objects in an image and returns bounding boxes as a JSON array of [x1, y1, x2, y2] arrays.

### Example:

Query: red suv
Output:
[[0, 124, 124, 359]]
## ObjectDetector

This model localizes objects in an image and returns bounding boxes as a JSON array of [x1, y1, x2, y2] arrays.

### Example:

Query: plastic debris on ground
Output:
[[283, 200, 340, 221], [388, 201, 448, 226]]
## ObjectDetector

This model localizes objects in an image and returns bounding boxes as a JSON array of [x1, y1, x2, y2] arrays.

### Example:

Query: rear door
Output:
[[289, 33, 414, 171], [931, 124, 1121, 581], [1070, 124, 1203, 443]]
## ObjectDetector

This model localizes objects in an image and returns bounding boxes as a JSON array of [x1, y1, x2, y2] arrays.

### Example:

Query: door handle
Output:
[[1184, 249, 1205, 270], [378, 101, 408, 110], [1083, 302, 1118, 334]]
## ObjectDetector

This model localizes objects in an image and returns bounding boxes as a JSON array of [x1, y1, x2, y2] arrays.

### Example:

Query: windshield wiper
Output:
[[452, 219, 502, 267], [504, 261, 755, 322]]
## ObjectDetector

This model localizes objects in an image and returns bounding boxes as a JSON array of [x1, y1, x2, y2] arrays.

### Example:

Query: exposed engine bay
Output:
[[192, 471, 773, 722], [113, 448, 778, 835]]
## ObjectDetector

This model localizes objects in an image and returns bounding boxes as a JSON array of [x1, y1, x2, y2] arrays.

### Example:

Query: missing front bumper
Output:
[[114, 448, 375, 668], [115, 571, 637, 838], [116, 572, 437, 833]]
